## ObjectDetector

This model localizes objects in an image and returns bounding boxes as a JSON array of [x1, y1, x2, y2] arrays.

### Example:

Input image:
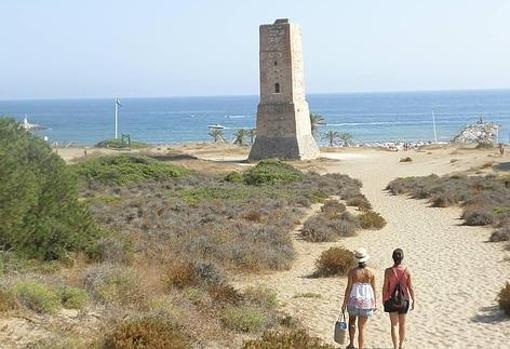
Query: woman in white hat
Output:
[[341, 248, 377, 349]]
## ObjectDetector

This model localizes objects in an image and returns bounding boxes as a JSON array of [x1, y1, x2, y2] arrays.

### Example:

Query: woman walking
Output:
[[341, 248, 377, 349], [383, 248, 415, 349]]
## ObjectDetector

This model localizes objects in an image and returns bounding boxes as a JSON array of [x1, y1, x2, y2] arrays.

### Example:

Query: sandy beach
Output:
[[36, 144, 510, 348], [219, 145, 510, 349]]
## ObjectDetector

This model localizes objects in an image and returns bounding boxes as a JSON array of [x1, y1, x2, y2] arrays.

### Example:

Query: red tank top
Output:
[[383, 265, 409, 301]]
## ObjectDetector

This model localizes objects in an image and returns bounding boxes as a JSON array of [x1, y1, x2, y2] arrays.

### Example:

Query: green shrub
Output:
[[243, 160, 304, 185], [104, 314, 191, 349], [12, 281, 60, 313], [224, 171, 243, 183], [220, 305, 267, 332], [95, 139, 148, 149], [243, 286, 277, 309], [72, 154, 190, 185], [58, 286, 89, 309], [400, 157, 412, 162], [498, 282, 510, 316], [0, 117, 103, 260], [359, 211, 387, 229], [313, 246, 355, 277], [242, 328, 334, 349]]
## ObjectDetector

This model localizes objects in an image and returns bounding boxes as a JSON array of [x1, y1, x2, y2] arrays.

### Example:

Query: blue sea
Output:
[[1, 89, 510, 146]]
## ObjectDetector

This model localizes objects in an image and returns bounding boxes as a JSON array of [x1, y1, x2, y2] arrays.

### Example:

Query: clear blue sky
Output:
[[1, 0, 510, 99]]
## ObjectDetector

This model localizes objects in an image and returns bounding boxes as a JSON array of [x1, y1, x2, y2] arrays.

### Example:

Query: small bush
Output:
[[58, 286, 89, 309], [220, 305, 267, 332], [104, 314, 191, 349], [301, 215, 339, 242], [400, 157, 412, 162], [463, 207, 496, 226], [490, 226, 510, 242], [83, 266, 146, 307], [95, 138, 148, 149], [243, 286, 277, 309], [12, 281, 60, 313], [497, 282, 510, 316], [164, 262, 196, 289], [72, 154, 190, 185], [224, 171, 243, 183], [242, 328, 335, 349], [207, 282, 243, 305], [321, 199, 346, 218], [313, 246, 355, 277], [243, 160, 304, 185], [346, 195, 372, 211], [359, 211, 387, 229]]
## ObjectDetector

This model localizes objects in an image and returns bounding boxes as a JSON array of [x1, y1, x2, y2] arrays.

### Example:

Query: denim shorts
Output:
[[347, 307, 374, 317]]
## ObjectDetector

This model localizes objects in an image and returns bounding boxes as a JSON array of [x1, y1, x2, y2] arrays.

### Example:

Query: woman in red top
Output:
[[382, 248, 415, 349]]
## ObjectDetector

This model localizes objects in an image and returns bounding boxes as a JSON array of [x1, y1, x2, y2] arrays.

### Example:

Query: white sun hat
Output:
[[354, 248, 370, 263]]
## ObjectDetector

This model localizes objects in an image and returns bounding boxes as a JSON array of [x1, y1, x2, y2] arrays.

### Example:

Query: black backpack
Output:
[[388, 267, 406, 309]]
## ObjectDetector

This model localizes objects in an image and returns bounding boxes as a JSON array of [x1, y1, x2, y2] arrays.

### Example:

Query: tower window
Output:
[[274, 83, 280, 93], [274, 61, 278, 66]]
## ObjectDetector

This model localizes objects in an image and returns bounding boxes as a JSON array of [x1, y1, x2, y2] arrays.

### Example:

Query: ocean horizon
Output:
[[1, 88, 510, 146]]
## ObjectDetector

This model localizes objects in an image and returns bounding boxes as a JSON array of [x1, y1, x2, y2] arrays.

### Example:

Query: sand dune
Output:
[[234, 147, 510, 349]]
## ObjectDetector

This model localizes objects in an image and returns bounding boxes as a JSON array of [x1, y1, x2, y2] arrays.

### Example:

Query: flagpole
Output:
[[114, 98, 118, 140], [432, 109, 438, 143]]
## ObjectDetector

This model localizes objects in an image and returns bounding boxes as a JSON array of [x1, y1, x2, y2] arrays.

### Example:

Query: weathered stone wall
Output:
[[249, 18, 319, 161]]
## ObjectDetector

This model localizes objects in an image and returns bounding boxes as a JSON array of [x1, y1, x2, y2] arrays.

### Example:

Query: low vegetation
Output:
[[95, 138, 148, 149], [498, 282, 510, 316], [359, 211, 387, 229], [0, 123, 371, 347], [400, 156, 412, 162], [72, 154, 190, 185], [301, 198, 383, 242], [243, 328, 335, 349], [386, 174, 510, 244], [312, 246, 355, 277], [103, 313, 191, 349]]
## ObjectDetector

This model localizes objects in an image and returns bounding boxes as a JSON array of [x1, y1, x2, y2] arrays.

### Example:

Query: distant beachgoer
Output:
[[383, 248, 415, 349], [342, 248, 377, 349], [498, 143, 504, 156]]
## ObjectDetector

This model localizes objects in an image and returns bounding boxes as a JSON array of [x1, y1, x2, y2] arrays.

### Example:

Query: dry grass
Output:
[[312, 246, 355, 277], [242, 328, 334, 349]]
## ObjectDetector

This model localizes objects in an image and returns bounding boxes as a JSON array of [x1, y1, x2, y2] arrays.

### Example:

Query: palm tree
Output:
[[322, 130, 340, 146], [339, 132, 353, 147], [247, 128, 256, 144], [209, 128, 226, 143], [233, 129, 248, 146], [310, 112, 325, 137]]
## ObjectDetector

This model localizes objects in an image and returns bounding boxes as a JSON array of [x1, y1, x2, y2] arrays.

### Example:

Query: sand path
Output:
[[234, 150, 510, 349]]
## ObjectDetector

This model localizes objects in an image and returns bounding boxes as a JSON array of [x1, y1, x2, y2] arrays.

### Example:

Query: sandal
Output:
[[346, 345, 355, 349]]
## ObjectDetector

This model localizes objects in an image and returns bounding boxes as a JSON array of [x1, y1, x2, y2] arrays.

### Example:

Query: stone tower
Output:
[[249, 18, 319, 161]]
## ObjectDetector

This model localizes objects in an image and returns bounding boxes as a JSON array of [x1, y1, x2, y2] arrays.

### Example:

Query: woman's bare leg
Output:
[[357, 315, 368, 349], [389, 312, 400, 349], [398, 313, 407, 348], [348, 315, 357, 347]]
